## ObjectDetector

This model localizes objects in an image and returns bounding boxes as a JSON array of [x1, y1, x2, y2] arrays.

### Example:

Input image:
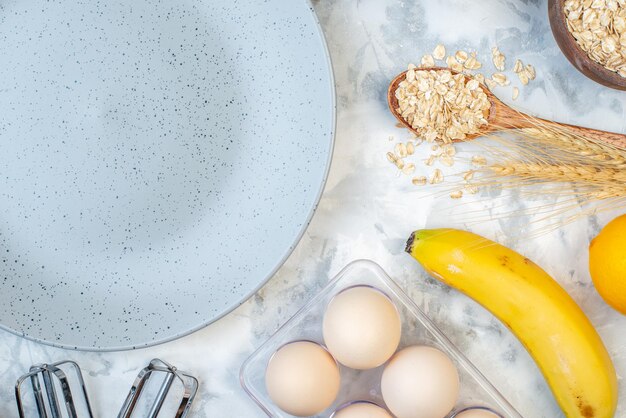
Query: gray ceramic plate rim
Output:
[[1, 0, 336, 352]]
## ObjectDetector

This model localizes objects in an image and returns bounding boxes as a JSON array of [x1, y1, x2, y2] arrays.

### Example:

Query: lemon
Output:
[[589, 214, 626, 315]]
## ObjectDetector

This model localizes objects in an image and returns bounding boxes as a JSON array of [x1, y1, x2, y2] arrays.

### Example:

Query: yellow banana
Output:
[[406, 228, 617, 418]]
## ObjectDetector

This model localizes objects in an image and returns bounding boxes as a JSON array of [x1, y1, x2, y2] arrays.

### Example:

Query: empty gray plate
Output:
[[0, 0, 334, 350]]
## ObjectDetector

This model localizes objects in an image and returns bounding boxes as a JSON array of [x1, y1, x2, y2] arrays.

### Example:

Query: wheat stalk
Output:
[[440, 117, 626, 231], [488, 162, 626, 185], [466, 120, 626, 198], [487, 163, 626, 197]]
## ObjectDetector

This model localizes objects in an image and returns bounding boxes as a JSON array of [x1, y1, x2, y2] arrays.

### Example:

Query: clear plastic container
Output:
[[240, 259, 523, 418]]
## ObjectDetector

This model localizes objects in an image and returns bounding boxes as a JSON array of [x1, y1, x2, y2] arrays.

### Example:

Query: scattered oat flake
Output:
[[491, 46, 506, 71], [493, 56, 505, 71], [425, 155, 436, 166], [512, 87, 519, 100], [440, 155, 455, 167], [450, 190, 463, 199], [402, 163, 416, 175], [464, 55, 482, 70], [421, 54, 435, 67], [386, 152, 397, 163], [525, 64, 536, 80], [433, 44, 446, 60], [463, 170, 475, 181], [492, 73, 509, 86], [513, 59, 523, 73], [395, 142, 408, 158], [442, 144, 456, 156], [430, 169, 444, 184], [455, 50, 469, 63], [485, 78, 497, 90], [406, 142, 415, 155], [517, 70, 529, 85], [395, 158, 405, 169], [446, 56, 464, 72], [412, 176, 427, 186], [471, 155, 487, 166]]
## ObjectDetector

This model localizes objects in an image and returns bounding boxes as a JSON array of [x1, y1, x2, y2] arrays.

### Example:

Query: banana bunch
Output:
[[406, 228, 617, 418]]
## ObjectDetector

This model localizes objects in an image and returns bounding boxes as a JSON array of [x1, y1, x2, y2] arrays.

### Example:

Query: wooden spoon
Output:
[[387, 67, 626, 149]]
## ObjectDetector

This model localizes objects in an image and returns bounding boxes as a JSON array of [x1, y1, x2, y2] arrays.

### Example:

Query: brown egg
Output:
[[265, 341, 340, 416], [381, 345, 460, 418], [332, 401, 393, 418], [323, 286, 401, 370], [453, 408, 502, 418]]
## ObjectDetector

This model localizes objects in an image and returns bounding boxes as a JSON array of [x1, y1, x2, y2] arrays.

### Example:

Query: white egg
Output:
[[323, 286, 402, 370], [265, 341, 341, 416], [453, 408, 502, 418], [381, 345, 460, 418], [332, 401, 393, 418]]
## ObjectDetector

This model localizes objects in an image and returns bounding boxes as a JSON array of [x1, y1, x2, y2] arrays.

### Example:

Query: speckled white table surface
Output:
[[1, 0, 625, 417]]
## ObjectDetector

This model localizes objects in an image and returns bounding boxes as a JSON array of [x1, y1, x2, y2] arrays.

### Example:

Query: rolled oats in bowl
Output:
[[564, 0, 626, 78]]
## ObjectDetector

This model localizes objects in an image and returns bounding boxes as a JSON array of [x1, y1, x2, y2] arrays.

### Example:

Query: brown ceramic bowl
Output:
[[548, 0, 626, 90]]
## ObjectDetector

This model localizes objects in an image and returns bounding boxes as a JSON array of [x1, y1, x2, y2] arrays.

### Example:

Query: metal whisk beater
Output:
[[117, 358, 198, 418], [15, 360, 94, 418], [15, 358, 198, 418]]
